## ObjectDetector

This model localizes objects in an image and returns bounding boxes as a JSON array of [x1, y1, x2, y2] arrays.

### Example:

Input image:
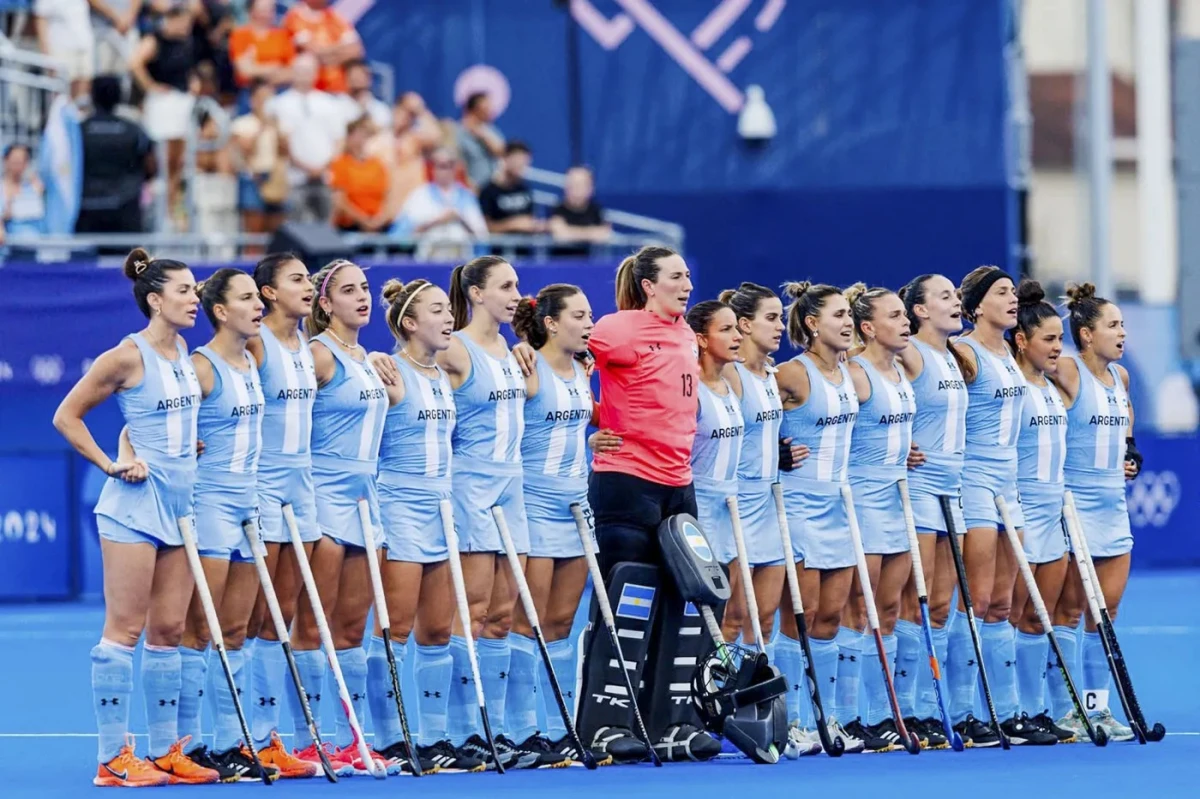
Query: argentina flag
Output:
[[616, 583, 655, 621], [38, 94, 83, 235]]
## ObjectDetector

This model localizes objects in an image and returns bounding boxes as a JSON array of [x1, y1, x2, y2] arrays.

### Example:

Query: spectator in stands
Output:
[[283, 0, 363, 95], [341, 59, 390, 132], [329, 115, 390, 233], [367, 91, 440, 212], [129, 2, 196, 221], [479, 140, 540, 234], [75, 74, 152, 235], [191, 106, 236, 250], [232, 79, 288, 246], [189, 0, 235, 101], [0, 144, 46, 244], [35, 0, 94, 99], [230, 0, 295, 91], [549, 165, 611, 244], [391, 146, 487, 261], [268, 51, 345, 224], [89, 0, 142, 78], [456, 91, 505, 191]]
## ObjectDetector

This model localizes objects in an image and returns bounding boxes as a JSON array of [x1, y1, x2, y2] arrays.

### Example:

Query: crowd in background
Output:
[[1, 0, 613, 255]]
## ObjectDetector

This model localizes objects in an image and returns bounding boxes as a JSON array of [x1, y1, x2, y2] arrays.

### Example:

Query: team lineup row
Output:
[[51, 244, 1149, 787]]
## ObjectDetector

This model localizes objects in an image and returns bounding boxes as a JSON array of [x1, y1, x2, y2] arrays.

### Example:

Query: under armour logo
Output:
[[498, 671, 508, 680], [423, 690, 443, 698], [100, 698, 120, 706], [386, 690, 395, 699], [848, 655, 857, 663], [966, 659, 976, 667], [461, 676, 469, 685], [898, 670, 908, 678], [829, 676, 836, 684], [1004, 660, 1014, 668], [351, 693, 364, 702], [258, 697, 277, 707], [197, 689, 204, 698], [565, 691, 573, 699], [158, 699, 177, 707], [306, 692, 321, 702]]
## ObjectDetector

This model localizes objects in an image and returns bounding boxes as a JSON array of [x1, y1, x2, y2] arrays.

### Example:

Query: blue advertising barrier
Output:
[[0, 453, 74, 600]]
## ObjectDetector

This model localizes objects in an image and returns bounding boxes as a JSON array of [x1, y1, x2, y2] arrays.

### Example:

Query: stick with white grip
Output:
[[724, 496, 764, 651]]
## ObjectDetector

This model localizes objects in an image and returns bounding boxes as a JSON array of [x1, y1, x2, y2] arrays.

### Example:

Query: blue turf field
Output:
[[1, 570, 1197, 798]]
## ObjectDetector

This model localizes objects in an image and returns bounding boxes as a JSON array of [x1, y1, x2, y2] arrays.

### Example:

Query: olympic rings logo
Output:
[[1125, 470, 1181, 528]]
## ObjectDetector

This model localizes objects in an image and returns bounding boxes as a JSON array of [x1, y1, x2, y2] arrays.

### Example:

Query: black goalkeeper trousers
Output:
[[588, 470, 698, 580]]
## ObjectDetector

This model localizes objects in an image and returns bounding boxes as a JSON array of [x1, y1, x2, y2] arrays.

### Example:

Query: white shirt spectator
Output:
[[340, 93, 391, 133], [391, 182, 488, 261], [90, 0, 140, 75], [35, 0, 94, 82], [268, 88, 346, 185]]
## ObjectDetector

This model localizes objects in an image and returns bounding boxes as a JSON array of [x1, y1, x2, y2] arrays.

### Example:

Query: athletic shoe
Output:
[[1054, 709, 1090, 741], [257, 732, 319, 778], [784, 723, 823, 758], [331, 742, 388, 776], [825, 716, 866, 754], [914, 717, 950, 750], [1030, 712, 1077, 744], [148, 736, 221, 784], [94, 735, 171, 788], [654, 723, 722, 762], [511, 733, 573, 769], [294, 741, 341, 775], [461, 733, 516, 770], [589, 726, 649, 764], [953, 714, 1000, 748], [549, 733, 612, 767], [1090, 709, 1136, 742], [418, 740, 486, 773], [212, 744, 282, 782], [377, 740, 438, 775], [182, 744, 240, 783], [999, 713, 1058, 746], [844, 718, 899, 753]]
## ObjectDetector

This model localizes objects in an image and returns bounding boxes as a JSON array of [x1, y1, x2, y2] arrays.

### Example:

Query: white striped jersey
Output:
[[908, 339, 968, 482], [733, 362, 783, 483], [961, 337, 1027, 459], [1017, 379, 1067, 484], [521, 356, 591, 479], [377, 355, 455, 481], [1064, 354, 1130, 478], [194, 347, 265, 484], [691, 379, 743, 484], [256, 323, 317, 469], [848, 355, 915, 480], [779, 355, 858, 484], [451, 332, 526, 469], [117, 333, 202, 468], [310, 334, 388, 473]]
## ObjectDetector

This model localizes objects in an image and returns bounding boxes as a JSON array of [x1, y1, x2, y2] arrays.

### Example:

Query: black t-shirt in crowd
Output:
[[551, 200, 605, 227], [79, 112, 151, 212], [479, 178, 534, 221]]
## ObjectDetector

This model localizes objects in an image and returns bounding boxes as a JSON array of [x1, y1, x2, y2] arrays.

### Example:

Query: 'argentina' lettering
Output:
[[710, 426, 743, 440], [994, 386, 1026, 399], [938, 379, 966, 391], [878, 412, 915, 425], [276, 388, 314, 401], [360, 388, 387, 401], [1028, 415, 1065, 427], [157, 396, 196, 411], [546, 408, 591, 423], [418, 409, 455, 421], [1089, 415, 1129, 426], [488, 388, 526, 402], [230, 405, 261, 418], [816, 412, 857, 427], [756, 409, 783, 423]]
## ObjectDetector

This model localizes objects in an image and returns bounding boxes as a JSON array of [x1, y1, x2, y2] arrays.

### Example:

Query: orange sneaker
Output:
[[258, 733, 318, 779], [94, 734, 171, 787], [148, 736, 220, 785]]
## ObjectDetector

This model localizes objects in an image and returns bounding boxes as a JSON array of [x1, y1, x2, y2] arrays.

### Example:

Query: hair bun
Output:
[[123, 247, 151, 281], [717, 289, 736, 304], [379, 278, 407, 306], [780, 280, 812, 301], [1015, 279, 1046, 307], [843, 281, 867, 306], [1064, 281, 1097, 309]]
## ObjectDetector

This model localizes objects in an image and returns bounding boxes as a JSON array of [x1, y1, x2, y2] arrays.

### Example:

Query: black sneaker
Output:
[[866, 719, 905, 753], [1030, 712, 1077, 744], [418, 740, 486, 773], [212, 745, 281, 783], [916, 717, 950, 750], [549, 733, 611, 766], [461, 733, 514, 771], [185, 745, 241, 784], [590, 726, 649, 764], [953, 714, 1000, 748], [511, 733, 572, 769], [654, 723, 722, 762], [1000, 713, 1058, 746], [843, 718, 899, 753], [378, 740, 439, 775]]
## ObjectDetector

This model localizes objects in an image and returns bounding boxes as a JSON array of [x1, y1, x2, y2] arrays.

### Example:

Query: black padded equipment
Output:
[[656, 513, 729, 607]]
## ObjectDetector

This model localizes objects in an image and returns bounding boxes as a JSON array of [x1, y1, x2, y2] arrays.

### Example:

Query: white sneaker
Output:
[[783, 724, 822, 759], [1090, 709, 1136, 742], [826, 716, 866, 754], [1054, 709, 1089, 741]]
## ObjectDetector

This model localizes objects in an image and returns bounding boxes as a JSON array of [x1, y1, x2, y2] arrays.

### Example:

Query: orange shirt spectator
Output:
[[283, 0, 363, 95], [330, 116, 390, 231], [230, 0, 295, 88]]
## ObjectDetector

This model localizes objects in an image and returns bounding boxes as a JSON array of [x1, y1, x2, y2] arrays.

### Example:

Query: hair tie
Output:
[[320, 260, 351, 298], [396, 281, 433, 324], [134, 259, 149, 275], [530, 298, 537, 308]]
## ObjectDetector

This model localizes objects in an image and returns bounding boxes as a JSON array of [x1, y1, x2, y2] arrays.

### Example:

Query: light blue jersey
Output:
[[692, 379, 743, 565], [908, 339, 968, 486], [193, 347, 265, 560], [522, 357, 593, 559], [962, 338, 1027, 460], [1018, 381, 1067, 484], [734, 362, 783, 483], [256, 323, 317, 470], [451, 331, 526, 474], [94, 334, 202, 547]]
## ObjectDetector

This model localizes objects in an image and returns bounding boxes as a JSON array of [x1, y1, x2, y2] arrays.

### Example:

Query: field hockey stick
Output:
[[898, 480, 964, 751], [770, 482, 844, 757], [356, 500, 422, 775], [725, 496, 765, 651], [176, 517, 273, 785], [993, 497, 1105, 747], [438, 500, 505, 773], [569, 502, 662, 766], [281, 504, 385, 778], [241, 518, 338, 781], [490, 506, 597, 769], [841, 485, 921, 754]]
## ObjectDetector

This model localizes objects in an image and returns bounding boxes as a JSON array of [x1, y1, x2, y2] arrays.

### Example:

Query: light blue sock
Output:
[[764, 639, 776, 666], [211, 647, 248, 752], [540, 637, 578, 740], [863, 634, 897, 726], [291, 649, 326, 750], [775, 634, 805, 725], [92, 639, 135, 763], [1015, 630, 1048, 717], [834, 627, 864, 723], [414, 643, 453, 746], [893, 620, 923, 720], [1046, 625, 1079, 719], [447, 636, 476, 745], [982, 622, 1019, 720], [142, 644, 183, 758], [250, 638, 287, 748], [335, 647, 368, 748], [809, 636, 839, 725], [505, 634, 538, 743], [476, 637, 510, 736], [916, 624, 950, 720], [177, 646, 207, 750], [1082, 630, 1109, 703], [367, 636, 404, 751], [946, 610, 978, 724]]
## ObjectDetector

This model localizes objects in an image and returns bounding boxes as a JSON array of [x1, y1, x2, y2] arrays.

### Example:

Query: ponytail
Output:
[[449, 255, 509, 331], [615, 245, 677, 311]]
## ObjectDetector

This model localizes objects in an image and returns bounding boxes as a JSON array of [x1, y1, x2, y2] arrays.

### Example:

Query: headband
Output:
[[396, 281, 433, 323], [960, 268, 1010, 319], [320, 260, 352, 298]]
